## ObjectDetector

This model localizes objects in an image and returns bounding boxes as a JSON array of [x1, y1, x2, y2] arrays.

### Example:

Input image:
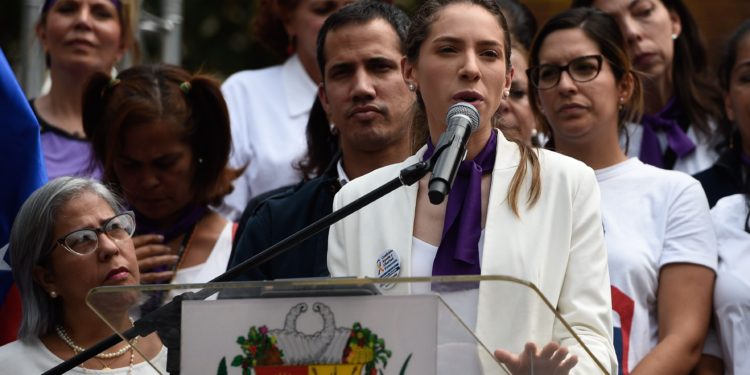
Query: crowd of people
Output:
[[0, 0, 747, 374]]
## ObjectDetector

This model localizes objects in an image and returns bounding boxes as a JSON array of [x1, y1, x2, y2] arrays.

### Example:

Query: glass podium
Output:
[[85, 276, 613, 375]]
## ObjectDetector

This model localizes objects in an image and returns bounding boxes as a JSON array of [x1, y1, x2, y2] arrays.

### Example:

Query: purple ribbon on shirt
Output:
[[639, 98, 696, 168], [740, 152, 750, 167], [422, 130, 497, 276]]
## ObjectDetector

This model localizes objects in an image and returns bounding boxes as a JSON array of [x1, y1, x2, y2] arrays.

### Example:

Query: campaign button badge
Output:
[[376, 249, 400, 289]]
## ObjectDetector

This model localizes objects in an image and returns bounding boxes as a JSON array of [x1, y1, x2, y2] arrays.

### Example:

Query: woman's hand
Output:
[[494, 342, 578, 375], [132, 234, 177, 284]]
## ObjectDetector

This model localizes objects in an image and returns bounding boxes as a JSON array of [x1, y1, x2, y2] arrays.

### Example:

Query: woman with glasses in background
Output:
[[528, 7, 717, 374], [0, 177, 165, 373]]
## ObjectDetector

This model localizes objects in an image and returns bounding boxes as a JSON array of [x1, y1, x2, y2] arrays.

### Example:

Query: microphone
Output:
[[428, 102, 480, 204]]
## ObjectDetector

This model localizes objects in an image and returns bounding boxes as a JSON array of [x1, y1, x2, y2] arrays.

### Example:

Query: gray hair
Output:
[[9, 177, 125, 341]]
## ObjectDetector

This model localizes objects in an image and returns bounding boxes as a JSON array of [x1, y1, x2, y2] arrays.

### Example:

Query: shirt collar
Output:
[[282, 54, 318, 118], [336, 158, 350, 186]]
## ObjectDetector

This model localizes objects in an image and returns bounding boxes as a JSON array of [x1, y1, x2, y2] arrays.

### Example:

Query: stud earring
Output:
[[408, 82, 416, 92], [503, 89, 510, 99], [671, 33, 679, 40], [50, 291, 58, 298]]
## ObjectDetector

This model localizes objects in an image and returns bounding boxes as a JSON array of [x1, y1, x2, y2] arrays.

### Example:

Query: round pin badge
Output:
[[376, 249, 401, 290]]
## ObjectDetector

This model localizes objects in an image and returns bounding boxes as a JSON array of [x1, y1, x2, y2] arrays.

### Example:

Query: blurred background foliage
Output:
[[1, 0, 748, 82]]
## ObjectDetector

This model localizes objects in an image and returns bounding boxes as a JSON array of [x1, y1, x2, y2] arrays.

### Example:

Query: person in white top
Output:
[[527, 7, 717, 374], [82, 65, 243, 310], [0, 178, 165, 373], [219, 0, 362, 220], [697, 20, 750, 375], [328, 1, 617, 373], [572, 0, 727, 175], [709, 195, 750, 375]]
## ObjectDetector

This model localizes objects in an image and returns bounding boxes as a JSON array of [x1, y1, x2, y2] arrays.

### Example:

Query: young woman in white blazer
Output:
[[327, 0, 617, 373]]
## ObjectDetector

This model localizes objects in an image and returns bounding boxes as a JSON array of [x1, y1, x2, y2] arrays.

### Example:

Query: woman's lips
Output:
[[633, 52, 656, 68], [557, 103, 587, 115], [105, 267, 130, 282]]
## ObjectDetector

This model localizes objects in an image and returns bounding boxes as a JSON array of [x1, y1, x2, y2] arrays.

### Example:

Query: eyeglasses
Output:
[[527, 55, 604, 90], [52, 211, 136, 256]]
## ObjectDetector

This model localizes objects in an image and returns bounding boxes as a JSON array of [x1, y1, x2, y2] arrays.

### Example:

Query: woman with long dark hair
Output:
[[572, 0, 726, 174]]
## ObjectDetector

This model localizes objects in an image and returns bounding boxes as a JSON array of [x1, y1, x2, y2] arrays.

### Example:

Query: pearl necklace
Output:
[[55, 317, 138, 359]]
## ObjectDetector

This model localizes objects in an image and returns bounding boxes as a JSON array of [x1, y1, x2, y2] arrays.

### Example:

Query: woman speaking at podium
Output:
[[326, 0, 617, 374]]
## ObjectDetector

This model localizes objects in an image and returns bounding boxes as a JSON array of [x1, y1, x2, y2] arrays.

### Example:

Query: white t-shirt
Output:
[[710, 194, 750, 375], [218, 55, 317, 220], [621, 121, 721, 175], [167, 222, 233, 301], [595, 158, 717, 372], [0, 337, 167, 374]]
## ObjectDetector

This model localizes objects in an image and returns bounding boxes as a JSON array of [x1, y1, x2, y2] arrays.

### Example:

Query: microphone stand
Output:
[[44, 158, 436, 375]]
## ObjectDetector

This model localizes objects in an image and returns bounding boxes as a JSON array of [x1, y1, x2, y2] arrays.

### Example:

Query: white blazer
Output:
[[328, 130, 618, 374]]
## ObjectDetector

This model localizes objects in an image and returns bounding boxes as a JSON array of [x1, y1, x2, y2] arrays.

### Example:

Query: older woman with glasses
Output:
[[0, 177, 165, 373], [528, 7, 717, 374]]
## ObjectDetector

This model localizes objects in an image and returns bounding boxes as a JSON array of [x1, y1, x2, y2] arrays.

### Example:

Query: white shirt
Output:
[[218, 55, 318, 220], [0, 337, 167, 374], [167, 222, 233, 301], [710, 194, 750, 375], [621, 121, 722, 175], [596, 158, 717, 372]]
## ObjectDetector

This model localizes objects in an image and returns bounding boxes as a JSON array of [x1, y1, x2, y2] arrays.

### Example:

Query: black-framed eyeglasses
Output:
[[52, 211, 136, 256], [527, 55, 604, 90]]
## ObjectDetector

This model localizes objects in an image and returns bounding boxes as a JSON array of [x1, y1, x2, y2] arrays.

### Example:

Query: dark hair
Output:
[[571, 0, 725, 139], [406, 0, 540, 216], [528, 7, 644, 146], [296, 96, 339, 179], [316, 0, 411, 77], [719, 21, 750, 200], [82, 64, 243, 207], [718, 20, 750, 93], [251, 0, 301, 59], [494, 0, 537, 50], [36, 0, 139, 67]]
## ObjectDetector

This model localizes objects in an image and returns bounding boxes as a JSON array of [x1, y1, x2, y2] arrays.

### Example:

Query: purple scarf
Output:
[[422, 130, 497, 276], [639, 98, 695, 168], [134, 204, 207, 243], [740, 153, 750, 167]]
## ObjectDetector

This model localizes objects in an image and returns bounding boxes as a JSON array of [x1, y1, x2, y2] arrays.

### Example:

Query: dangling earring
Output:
[[50, 291, 58, 298], [618, 97, 625, 111], [287, 35, 296, 55]]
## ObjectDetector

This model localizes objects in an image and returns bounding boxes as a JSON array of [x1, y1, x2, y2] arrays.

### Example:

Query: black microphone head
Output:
[[445, 102, 480, 131]]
